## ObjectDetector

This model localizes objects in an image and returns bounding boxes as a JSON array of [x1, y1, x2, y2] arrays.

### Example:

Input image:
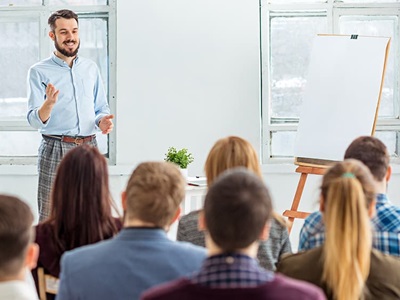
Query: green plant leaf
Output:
[[164, 147, 194, 169]]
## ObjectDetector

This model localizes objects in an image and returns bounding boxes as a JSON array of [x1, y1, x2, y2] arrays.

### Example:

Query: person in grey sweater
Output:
[[177, 136, 291, 270]]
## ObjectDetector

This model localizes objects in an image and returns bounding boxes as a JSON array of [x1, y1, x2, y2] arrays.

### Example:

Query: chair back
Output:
[[37, 267, 59, 300]]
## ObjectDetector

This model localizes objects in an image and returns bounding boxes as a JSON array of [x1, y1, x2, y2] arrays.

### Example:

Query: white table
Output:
[[168, 185, 207, 240], [181, 185, 207, 214]]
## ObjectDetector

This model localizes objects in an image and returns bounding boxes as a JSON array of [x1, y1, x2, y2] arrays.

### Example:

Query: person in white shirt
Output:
[[0, 195, 39, 300]]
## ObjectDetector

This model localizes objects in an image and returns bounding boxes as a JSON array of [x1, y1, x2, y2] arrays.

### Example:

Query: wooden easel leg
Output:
[[286, 173, 308, 234]]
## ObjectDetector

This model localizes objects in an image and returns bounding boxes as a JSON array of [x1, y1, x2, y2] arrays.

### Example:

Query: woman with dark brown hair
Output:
[[32, 145, 121, 299]]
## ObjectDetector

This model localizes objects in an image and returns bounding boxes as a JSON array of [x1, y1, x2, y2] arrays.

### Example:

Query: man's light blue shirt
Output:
[[27, 53, 109, 136]]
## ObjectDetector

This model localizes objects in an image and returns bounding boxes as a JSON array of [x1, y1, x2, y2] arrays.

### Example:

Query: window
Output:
[[0, 0, 116, 164], [261, 0, 400, 163]]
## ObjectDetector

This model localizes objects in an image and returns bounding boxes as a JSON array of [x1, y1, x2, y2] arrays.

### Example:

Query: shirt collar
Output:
[[201, 253, 267, 275], [51, 52, 79, 68], [376, 193, 389, 205]]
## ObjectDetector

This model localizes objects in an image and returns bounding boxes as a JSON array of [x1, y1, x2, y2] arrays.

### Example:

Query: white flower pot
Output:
[[180, 168, 188, 180]]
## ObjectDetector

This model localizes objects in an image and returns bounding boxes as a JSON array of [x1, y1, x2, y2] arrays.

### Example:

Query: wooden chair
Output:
[[37, 267, 59, 300]]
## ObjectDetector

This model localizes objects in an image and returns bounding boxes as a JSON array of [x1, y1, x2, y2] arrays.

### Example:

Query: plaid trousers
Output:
[[37, 135, 98, 221]]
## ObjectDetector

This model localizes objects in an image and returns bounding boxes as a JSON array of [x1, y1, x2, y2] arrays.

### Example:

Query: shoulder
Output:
[[277, 247, 323, 275], [304, 211, 323, 226], [270, 216, 287, 232], [76, 57, 100, 71], [31, 57, 52, 67], [177, 210, 205, 246], [269, 274, 326, 299], [29, 57, 54, 72], [59, 238, 116, 280], [141, 278, 191, 300], [269, 217, 290, 240], [300, 211, 324, 236], [34, 222, 54, 244], [367, 249, 400, 297], [179, 210, 200, 225], [370, 249, 400, 271], [61, 237, 113, 265], [168, 240, 207, 257], [279, 247, 321, 263], [374, 201, 400, 231]]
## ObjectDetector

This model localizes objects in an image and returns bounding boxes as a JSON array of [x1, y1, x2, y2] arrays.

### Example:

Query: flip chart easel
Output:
[[283, 166, 327, 233], [284, 34, 391, 233]]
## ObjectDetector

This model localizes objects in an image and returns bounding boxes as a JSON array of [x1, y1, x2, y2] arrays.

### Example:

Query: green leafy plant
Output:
[[164, 147, 194, 169]]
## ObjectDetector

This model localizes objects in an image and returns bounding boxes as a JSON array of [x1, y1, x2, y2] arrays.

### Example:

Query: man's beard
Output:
[[54, 37, 80, 57]]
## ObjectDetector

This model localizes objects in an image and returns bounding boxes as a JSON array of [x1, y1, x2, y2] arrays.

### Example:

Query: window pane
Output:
[[80, 17, 109, 156], [269, 15, 327, 120], [270, 131, 297, 157], [375, 131, 399, 157], [48, 0, 107, 5], [0, 0, 41, 6], [79, 17, 108, 94], [0, 18, 39, 119], [339, 16, 398, 118], [96, 133, 108, 155], [0, 131, 41, 156]]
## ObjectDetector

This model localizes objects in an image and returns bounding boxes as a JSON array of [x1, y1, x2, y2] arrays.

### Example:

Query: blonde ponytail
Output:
[[321, 160, 375, 300]]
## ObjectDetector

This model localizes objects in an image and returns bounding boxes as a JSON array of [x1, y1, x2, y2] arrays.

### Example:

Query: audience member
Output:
[[142, 168, 325, 300], [0, 195, 39, 300], [32, 145, 121, 299], [57, 161, 207, 300], [278, 159, 400, 299], [299, 136, 400, 255], [177, 136, 291, 270]]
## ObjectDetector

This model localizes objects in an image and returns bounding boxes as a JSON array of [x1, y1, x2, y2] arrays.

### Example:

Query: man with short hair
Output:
[[142, 168, 325, 300], [57, 162, 207, 300], [27, 9, 114, 221], [0, 195, 39, 300], [299, 136, 400, 255]]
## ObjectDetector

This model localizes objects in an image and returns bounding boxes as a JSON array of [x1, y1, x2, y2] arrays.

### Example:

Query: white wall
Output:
[[116, 0, 261, 175], [1, 0, 400, 251]]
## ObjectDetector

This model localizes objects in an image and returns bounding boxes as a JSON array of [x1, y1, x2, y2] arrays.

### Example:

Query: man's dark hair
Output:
[[204, 168, 272, 252], [0, 195, 33, 277], [48, 9, 79, 31], [344, 136, 389, 181]]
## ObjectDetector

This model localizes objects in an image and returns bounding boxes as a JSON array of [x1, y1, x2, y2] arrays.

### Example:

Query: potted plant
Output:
[[164, 147, 194, 178]]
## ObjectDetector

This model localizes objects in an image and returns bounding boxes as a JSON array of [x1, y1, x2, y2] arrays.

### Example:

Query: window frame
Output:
[[0, 1, 116, 165]]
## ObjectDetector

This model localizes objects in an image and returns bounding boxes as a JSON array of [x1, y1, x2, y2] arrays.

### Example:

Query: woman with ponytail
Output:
[[277, 159, 400, 299]]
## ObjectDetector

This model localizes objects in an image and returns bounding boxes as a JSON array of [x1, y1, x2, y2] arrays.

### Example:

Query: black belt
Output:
[[42, 134, 96, 145]]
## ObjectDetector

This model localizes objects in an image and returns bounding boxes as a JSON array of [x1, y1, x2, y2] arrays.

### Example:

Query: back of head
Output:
[[321, 159, 376, 300], [204, 168, 272, 252], [125, 161, 185, 227], [344, 136, 389, 181], [49, 145, 117, 251], [0, 195, 33, 278], [205, 136, 261, 186]]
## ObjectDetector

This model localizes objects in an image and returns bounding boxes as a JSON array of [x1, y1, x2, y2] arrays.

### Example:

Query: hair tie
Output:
[[342, 172, 355, 178]]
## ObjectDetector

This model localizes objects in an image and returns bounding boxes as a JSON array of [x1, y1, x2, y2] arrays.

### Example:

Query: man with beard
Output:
[[27, 9, 114, 221]]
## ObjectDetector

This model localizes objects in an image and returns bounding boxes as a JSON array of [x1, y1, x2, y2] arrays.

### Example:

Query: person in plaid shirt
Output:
[[142, 168, 325, 300], [299, 136, 400, 256]]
